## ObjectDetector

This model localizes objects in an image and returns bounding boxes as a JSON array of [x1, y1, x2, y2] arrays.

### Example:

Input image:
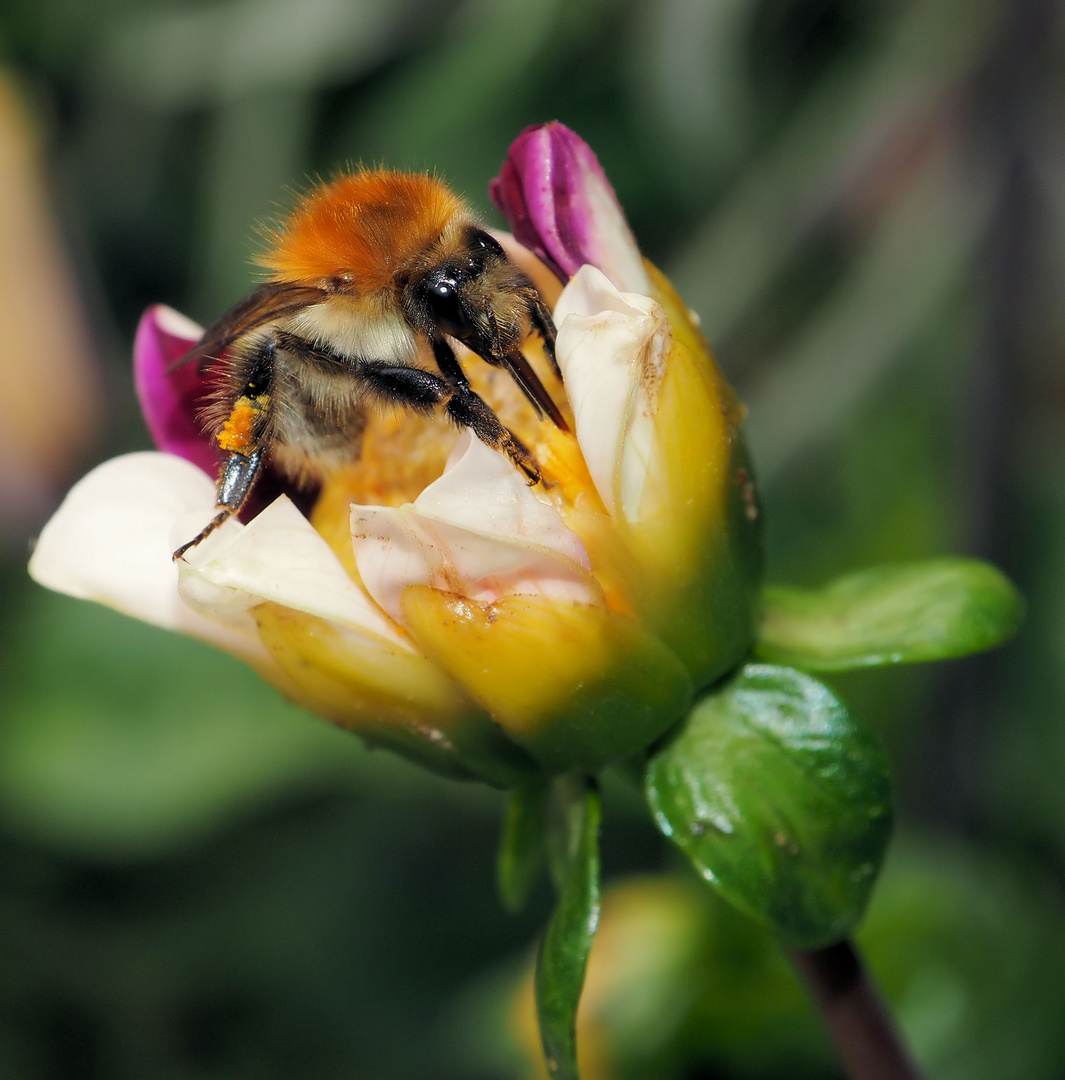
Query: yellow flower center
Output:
[[308, 327, 610, 583]]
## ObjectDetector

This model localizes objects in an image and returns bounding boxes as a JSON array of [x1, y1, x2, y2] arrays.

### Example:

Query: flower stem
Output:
[[790, 939, 923, 1080]]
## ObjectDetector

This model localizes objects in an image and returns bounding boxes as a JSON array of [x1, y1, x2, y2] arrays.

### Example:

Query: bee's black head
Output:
[[401, 225, 562, 427], [404, 228, 509, 344]]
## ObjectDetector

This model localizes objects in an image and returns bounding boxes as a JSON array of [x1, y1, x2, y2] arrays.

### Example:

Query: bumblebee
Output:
[[173, 169, 565, 561]]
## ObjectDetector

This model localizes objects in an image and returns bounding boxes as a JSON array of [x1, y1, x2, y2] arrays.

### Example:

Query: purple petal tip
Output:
[[133, 305, 219, 476], [490, 122, 646, 292]]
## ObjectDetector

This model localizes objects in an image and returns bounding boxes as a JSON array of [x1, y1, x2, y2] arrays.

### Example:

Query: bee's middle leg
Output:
[[359, 362, 541, 484]]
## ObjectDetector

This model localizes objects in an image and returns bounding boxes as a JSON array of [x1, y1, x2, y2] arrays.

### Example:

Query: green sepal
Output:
[[645, 664, 892, 948], [497, 782, 549, 913], [756, 558, 1024, 672], [536, 777, 602, 1080]]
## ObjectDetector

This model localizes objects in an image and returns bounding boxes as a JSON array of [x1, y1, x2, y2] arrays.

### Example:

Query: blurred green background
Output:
[[2, 0, 1065, 1076]]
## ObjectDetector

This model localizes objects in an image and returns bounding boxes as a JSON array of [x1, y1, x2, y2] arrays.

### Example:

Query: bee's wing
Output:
[[173, 282, 329, 371]]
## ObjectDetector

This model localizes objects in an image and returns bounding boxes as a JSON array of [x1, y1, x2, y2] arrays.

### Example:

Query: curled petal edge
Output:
[[29, 453, 255, 655], [554, 265, 671, 524], [489, 122, 652, 295], [352, 433, 597, 624], [133, 306, 217, 474]]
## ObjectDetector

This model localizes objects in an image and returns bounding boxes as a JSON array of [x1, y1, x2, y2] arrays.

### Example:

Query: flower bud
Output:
[[31, 127, 762, 783], [494, 122, 763, 689]]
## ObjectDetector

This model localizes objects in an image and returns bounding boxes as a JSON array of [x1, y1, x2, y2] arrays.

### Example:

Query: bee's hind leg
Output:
[[174, 334, 276, 561], [172, 449, 263, 562]]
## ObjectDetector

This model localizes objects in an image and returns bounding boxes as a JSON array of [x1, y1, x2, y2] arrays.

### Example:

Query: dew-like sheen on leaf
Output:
[[755, 558, 1023, 671], [645, 664, 892, 948]]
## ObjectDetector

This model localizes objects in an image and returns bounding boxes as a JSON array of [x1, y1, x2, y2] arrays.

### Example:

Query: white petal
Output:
[[582, 172, 654, 297], [154, 304, 204, 339], [179, 494, 410, 650], [554, 265, 671, 522], [28, 452, 266, 664], [351, 433, 595, 623]]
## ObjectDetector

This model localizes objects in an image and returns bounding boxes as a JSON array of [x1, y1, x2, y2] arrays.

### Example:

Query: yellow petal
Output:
[[616, 263, 762, 687], [253, 603, 537, 787], [400, 586, 692, 773]]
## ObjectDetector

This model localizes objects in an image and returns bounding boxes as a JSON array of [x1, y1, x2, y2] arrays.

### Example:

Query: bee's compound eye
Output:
[[466, 228, 503, 258], [468, 229, 495, 250], [422, 270, 469, 334]]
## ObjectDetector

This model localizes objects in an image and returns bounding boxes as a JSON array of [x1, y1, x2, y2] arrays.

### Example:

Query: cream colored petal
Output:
[[351, 432, 595, 623], [154, 304, 203, 339], [581, 172, 654, 296], [554, 265, 670, 522], [28, 451, 265, 664], [179, 494, 410, 651]]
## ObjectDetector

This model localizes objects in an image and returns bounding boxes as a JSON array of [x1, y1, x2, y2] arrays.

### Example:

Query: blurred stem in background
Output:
[[916, 0, 1054, 831], [792, 941, 923, 1080], [0, 74, 101, 548]]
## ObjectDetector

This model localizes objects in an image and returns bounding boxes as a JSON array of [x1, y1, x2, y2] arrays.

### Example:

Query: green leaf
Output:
[[536, 779, 601, 1080], [756, 558, 1024, 671], [497, 782, 549, 913], [645, 664, 892, 948]]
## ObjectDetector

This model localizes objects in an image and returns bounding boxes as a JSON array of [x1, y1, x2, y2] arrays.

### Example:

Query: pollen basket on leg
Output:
[[217, 395, 268, 454]]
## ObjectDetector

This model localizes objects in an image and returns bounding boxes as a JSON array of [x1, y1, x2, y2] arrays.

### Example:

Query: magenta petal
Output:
[[133, 305, 220, 476], [489, 129, 568, 280], [489, 122, 650, 294]]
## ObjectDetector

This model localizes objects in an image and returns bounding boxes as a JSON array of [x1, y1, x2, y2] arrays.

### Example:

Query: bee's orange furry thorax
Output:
[[258, 170, 469, 292]]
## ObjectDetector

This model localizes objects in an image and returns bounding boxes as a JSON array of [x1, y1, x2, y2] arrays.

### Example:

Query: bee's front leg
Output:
[[360, 359, 542, 484], [445, 388, 541, 484], [433, 327, 566, 433]]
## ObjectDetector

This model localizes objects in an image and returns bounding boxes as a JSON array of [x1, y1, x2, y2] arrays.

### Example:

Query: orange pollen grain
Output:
[[217, 397, 261, 453]]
